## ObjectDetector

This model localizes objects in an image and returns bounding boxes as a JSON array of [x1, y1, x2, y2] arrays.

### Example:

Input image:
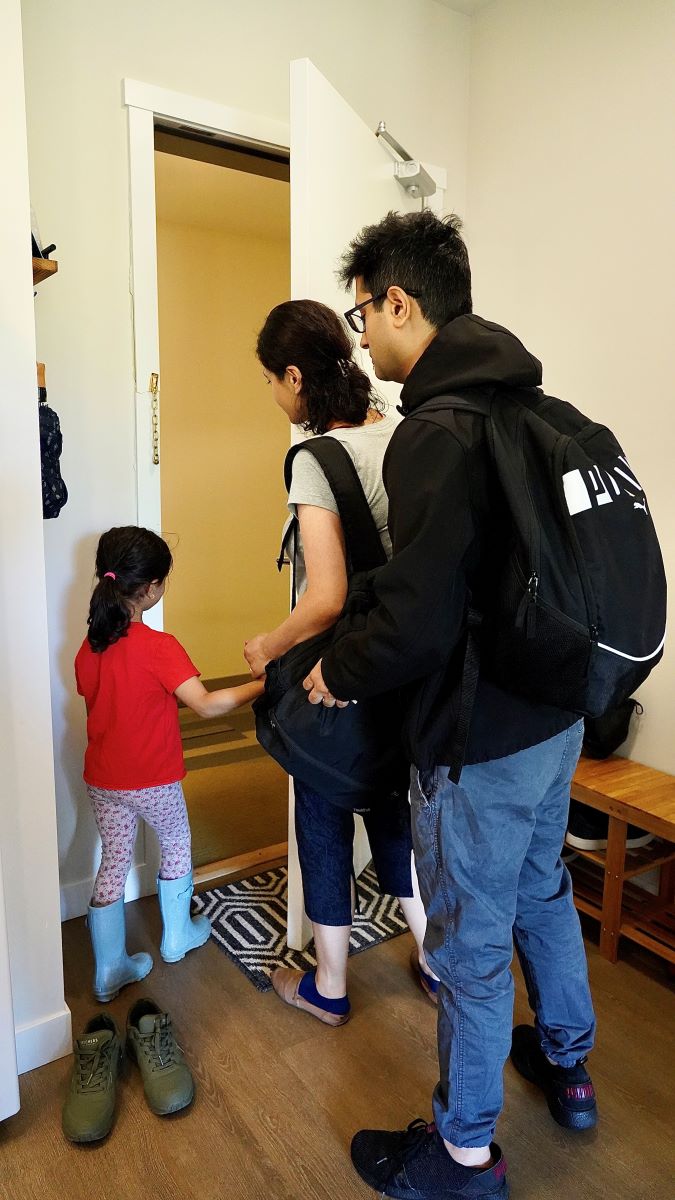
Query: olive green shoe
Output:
[[62, 1014, 123, 1143], [126, 998, 194, 1115]]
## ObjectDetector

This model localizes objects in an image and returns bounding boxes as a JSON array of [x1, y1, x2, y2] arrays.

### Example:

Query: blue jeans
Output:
[[411, 721, 595, 1147]]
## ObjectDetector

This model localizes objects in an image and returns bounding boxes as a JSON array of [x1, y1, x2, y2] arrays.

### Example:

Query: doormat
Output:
[[193, 863, 407, 992]]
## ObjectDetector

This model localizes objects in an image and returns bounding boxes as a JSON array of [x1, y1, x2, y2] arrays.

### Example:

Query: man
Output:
[[304, 211, 597, 1200]]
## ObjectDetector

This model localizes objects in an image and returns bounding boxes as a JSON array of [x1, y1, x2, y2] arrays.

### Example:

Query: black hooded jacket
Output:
[[321, 314, 578, 770]]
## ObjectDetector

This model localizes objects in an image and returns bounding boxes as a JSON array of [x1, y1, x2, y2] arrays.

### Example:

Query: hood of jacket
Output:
[[398, 313, 542, 413]]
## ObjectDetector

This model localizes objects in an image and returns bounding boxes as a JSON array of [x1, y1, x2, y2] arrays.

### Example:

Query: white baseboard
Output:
[[15, 1005, 72, 1075], [59, 862, 159, 921]]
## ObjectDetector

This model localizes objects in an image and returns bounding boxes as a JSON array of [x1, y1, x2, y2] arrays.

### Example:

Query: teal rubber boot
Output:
[[88, 898, 153, 1002], [127, 998, 194, 1114], [157, 872, 210, 963], [62, 1014, 123, 1142]]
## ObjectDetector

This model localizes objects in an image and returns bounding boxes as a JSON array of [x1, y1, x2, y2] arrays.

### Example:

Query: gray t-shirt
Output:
[[286, 410, 399, 596]]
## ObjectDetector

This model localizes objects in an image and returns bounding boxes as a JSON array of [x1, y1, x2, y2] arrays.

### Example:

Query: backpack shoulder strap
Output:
[[408, 387, 493, 424], [284, 436, 387, 572]]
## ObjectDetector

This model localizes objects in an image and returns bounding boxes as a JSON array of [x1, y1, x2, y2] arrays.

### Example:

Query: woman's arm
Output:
[[175, 676, 264, 719], [244, 503, 348, 676]]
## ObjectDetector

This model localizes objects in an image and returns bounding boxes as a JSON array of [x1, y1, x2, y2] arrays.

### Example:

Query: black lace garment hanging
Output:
[[38, 384, 68, 518]]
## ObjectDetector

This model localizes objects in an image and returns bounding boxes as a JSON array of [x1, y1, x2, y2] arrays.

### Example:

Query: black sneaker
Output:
[[510, 1025, 597, 1130], [565, 800, 652, 851], [351, 1118, 509, 1198]]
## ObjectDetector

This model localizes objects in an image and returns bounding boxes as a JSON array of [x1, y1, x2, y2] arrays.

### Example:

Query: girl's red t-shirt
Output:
[[74, 622, 199, 790]]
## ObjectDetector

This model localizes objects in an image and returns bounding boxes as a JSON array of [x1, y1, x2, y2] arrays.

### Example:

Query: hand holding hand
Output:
[[244, 634, 271, 679], [303, 659, 349, 708]]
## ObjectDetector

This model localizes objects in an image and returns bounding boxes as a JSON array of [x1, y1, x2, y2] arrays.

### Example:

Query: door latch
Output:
[[150, 372, 159, 466]]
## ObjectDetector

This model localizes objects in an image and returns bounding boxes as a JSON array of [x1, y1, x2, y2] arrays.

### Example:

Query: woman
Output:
[[245, 299, 438, 1026]]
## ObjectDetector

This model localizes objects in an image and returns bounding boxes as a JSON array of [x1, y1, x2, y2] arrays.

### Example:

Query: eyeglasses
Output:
[[343, 289, 421, 334]]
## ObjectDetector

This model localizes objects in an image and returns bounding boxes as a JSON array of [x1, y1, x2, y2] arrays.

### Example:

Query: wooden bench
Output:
[[570, 755, 675, 965]]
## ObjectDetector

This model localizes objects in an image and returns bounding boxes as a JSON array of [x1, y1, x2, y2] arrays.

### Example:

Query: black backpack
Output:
[[253, 436, 407, 810], [416, 386, 667, 755]]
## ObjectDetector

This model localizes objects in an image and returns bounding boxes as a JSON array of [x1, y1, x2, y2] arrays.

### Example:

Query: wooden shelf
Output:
[[570, 837, 675, 880], [32, 257, 58, 285], [568, 854, 675, 965]]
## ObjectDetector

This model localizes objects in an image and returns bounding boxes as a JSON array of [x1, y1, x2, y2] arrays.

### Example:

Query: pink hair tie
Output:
[[104, 571, 116, 580]]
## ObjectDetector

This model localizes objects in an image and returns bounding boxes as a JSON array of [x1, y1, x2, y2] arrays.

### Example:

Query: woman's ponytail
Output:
[[257, 299, 383, 435], [87, 527, 172, 653]]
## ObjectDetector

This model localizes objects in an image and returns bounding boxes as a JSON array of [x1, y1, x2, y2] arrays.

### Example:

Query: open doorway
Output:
[[154, 128, 291, 878]]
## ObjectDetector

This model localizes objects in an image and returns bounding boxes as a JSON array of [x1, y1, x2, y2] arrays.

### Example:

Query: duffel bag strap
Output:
[[277, 515, 299, 609], [447, 607, 483, 784]]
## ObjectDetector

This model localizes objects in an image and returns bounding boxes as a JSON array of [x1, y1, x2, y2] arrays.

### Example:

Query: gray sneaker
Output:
[[126, 999, 194, 1115], [62, 1014, 123, 1142]]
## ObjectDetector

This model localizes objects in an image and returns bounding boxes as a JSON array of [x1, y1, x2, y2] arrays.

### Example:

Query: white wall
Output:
[[467, 0, 675, 771], [0, 853, 19, 1118], [0, 0, 70, 1079], [20, 0, 471, 910]]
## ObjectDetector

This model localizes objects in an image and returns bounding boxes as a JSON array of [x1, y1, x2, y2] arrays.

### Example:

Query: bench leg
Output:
[[600, 816, 627, 963], [658, 857, 675, 906]]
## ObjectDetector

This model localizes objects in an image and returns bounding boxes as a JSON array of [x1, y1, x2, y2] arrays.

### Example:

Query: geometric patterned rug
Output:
[[193, 862, 407, 992]]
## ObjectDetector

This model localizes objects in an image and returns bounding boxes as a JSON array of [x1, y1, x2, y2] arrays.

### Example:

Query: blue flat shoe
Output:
[[410, 947, 439, 1006]]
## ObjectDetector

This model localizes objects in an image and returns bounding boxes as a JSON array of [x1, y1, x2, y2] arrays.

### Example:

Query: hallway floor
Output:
[[1, 897, 674, 1199]]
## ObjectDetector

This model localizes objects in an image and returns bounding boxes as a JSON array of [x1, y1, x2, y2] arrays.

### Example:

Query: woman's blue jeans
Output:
[[411, 720, 595, 1147], [294, 777, 414, 926]]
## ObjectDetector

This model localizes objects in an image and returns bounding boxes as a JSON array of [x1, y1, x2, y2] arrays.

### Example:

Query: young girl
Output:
[[75, 525, 263, 1002]]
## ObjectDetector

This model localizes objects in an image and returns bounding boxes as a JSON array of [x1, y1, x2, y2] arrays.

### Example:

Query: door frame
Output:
[[123, 80, 315, 946], [124, 78, 290, 546]]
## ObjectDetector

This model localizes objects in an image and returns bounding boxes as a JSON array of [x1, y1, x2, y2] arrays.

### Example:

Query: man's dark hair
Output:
[[338, 210, 472, 329]]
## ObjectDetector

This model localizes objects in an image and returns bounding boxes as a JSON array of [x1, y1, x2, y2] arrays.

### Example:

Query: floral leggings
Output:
[[87, 781, 192, 904]]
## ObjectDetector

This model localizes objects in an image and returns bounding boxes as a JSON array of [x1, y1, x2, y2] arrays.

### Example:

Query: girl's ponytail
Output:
[[87, 527, 172, 653], [87, 573, 134, 653]]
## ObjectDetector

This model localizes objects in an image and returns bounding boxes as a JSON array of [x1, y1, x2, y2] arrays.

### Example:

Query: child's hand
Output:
[[176, 675, 265, 719], [244, 634, 270, 679]]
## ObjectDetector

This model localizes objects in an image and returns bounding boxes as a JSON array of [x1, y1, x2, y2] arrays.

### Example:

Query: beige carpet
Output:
[[179, 688, 288, 867], [183, 754, 288, 867]]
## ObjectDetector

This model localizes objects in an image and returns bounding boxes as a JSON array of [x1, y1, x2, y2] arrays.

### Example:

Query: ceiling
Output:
[[432, 0, 495, 15], [154, 151, 289, 240]]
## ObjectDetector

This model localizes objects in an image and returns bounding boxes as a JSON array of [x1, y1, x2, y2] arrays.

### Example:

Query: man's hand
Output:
[[244, 634, 271, 679], [303, 659, 349, 707]]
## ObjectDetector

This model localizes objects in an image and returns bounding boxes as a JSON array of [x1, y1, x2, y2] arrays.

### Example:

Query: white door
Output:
[[286, 59, 445, 947], [290, 57, 432, 403]]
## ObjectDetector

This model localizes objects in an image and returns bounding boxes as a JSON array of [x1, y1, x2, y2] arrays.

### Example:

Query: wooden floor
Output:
[[1, 897, 674, 1200]]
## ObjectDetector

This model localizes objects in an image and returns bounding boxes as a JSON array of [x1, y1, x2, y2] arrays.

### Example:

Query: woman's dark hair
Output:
[[338, 210, 472, 329], [87, 526, 172, 653], [256, 299, 381, 435]]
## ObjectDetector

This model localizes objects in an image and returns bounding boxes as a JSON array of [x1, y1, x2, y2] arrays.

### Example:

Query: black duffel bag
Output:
[[253, 436, 407, 811], [582, 697, 642, 759]]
